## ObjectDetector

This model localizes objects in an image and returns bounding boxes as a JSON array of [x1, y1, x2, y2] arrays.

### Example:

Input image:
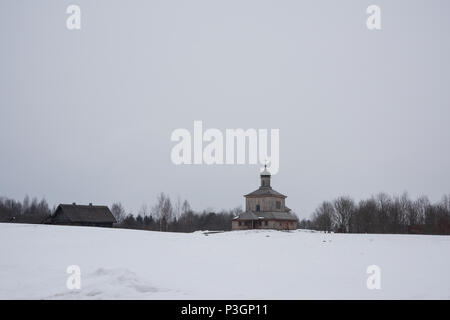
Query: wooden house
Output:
[[44, 203, 116, 228]]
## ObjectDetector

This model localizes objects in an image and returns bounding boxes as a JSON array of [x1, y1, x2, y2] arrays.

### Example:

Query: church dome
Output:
[[260, 165, 271, 176]]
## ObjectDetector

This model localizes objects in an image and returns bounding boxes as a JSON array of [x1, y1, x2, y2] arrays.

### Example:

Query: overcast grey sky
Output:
[[1, 0, 449, 218]]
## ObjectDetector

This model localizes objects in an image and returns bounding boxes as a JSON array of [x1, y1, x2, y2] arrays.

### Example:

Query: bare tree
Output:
[[182, 199, 191, 215], [333, 196, 355, 233], [440, 194, 450, 212], [312, 201, 334, 231], [161, 196, 173, 231], [22, 195, 30, 214], [231, 206, 243, 217], [415, 196, 429, 225], [375, 193, 391, 233], [152, 193, 165, 231], [175, 196, 182, 219], [139, 204, 149, 217], [151, 193, 173, 231], [111, 202, 125, 223], [353, 198, 378, 233]]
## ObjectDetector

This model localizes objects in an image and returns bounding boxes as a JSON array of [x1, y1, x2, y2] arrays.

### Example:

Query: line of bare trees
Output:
[[111, 192, 242, 232], [299, 193, 450, 235], [2, 192, 450, 235], [0, 193, 241, 232], [0, 196, 52, 223]]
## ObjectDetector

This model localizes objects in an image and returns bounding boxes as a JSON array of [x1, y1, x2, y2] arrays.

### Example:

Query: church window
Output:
[[276, 201, 281, 209], [256, 204, 260, 212]]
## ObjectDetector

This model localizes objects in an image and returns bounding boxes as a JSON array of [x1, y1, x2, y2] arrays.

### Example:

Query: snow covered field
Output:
[[0, 223, 449, 299]]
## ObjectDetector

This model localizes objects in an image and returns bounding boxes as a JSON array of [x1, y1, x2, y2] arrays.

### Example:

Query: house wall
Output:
[[255, 220, 297, 230], [232, 219, 297, 230], [232, 220, 254, 230], [51, 220, 114, 228], [245, 197, 285, 212], [50, 209, 71, 224], [49, 209, 114, 228]]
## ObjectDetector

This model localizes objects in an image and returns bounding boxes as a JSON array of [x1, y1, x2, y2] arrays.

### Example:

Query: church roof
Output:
[[234, 211, 297, 221], [232, 211, 259, 220], [244, 187, 286, 198]]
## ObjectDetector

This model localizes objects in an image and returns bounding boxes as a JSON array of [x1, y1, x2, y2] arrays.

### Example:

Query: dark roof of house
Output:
[[55, 204, 117, 223], [244, 187, 286, 198], [233, 211, 298, 221]]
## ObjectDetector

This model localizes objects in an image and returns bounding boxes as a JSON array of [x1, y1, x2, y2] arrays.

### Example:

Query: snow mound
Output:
[[47, 268, 161, 299]]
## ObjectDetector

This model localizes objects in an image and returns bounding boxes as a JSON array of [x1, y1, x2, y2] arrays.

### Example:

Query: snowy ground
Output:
[[0, 223, 449, 299]]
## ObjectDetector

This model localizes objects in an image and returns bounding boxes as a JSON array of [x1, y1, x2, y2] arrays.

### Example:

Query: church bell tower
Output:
[[260, 164, 271, 188]]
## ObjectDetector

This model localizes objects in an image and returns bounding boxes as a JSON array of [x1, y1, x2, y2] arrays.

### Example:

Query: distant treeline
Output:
[[111, 193, 241, 232], [0, 193, 241, 233], [300, 193, 450, 235], [0, 195, 52, 223], [1, 192, 450, 235]]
